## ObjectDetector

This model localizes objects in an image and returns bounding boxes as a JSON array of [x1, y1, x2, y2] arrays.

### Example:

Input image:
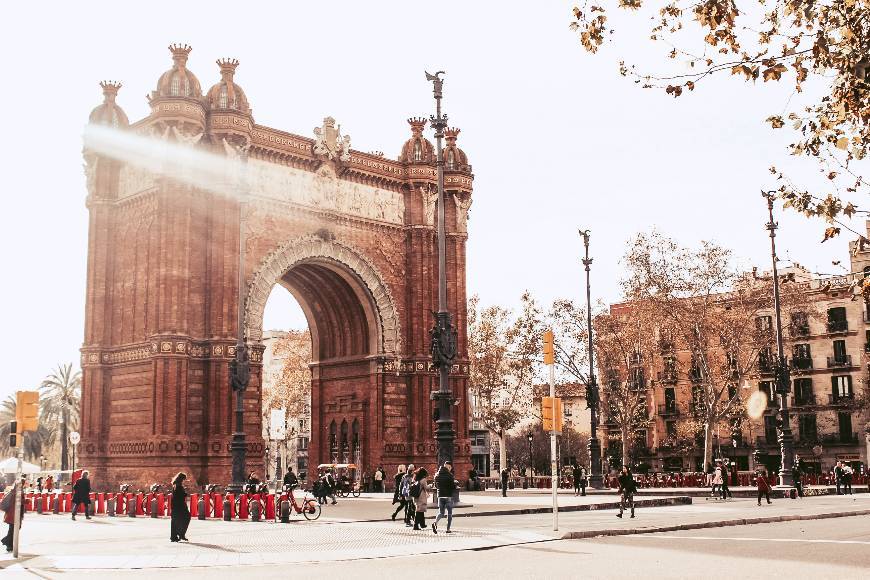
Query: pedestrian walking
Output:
[[391, 465, 407, 520], [1, 476, 25, 553], [792, 457, 804, 498], [44, 474, 53, 492], [170, 472, 190, 542], [616, 466, 637, 519], [411, 467, 430, 530], [402, 464, 416, 526], [755, 469, 772, 505], [843, 464, 853, 495], [720, 459, 732, 500], [432, 461, 456, 534], [71, 470, 92, 520], [711, 461, 723, 499], [500, 467, 509, 497], [834, 461, 845, 495], [324, 470, 338, 505], [374, 466, 384, 493]]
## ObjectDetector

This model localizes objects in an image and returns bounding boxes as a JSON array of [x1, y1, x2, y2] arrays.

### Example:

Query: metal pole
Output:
[[12, 447, 22, 558], [549, 358, 559, 531], [228, 145, 250, 494], [581, 230, 604, 488], [764, 192, 795, 487], [426, 71, 457, 469]]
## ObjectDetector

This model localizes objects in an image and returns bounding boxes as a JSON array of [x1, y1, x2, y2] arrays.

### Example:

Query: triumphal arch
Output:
[[80, 45, 473, 487]]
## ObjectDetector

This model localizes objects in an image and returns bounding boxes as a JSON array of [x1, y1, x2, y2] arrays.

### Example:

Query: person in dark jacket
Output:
[[755, 468, 772, 506], [432, 461, 456, 534], [616, 466, 637, 519], [1, 477, 25, 552], [834, 461, 845, 495], [500, 467, 509, 497], [71, 470, 92, 520], [170, 472, 191, 542], [391, 465, 407, 520], [792, 457, 804, 498], [282, 467, 299, 489]]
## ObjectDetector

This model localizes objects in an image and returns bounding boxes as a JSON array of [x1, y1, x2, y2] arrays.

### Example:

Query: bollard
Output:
[[150, 496, 158, 518], [52, 495, 60, 514], [223, 496, 232, 521], [198, 495, 206, 520], [37, 496, 43, 514], [127, 495, 136, 517], [107, 494, 116, 517], [251, 498, 261, 522], [280, 500, 290, 523]]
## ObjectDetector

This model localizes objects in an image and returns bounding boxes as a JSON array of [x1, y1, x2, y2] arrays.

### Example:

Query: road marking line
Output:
[[631, 535, 870, 545]]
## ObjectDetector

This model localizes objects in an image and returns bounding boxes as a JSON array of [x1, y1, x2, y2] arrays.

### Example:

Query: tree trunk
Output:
[[498, 431, 507, 476], [60, 406, 69, 472], [621, 426, 631, 469], [702, 420, 713, 472]]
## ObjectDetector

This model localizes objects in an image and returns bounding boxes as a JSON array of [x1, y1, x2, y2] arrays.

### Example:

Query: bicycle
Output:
[[201, 484, 222, 518], [143, 483, 163, 516], [234, 482, 269, 518], [278, 484, 321, 521], [335, 480, 361, 498]]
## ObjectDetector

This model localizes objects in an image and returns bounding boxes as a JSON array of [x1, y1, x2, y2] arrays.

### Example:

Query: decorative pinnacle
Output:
[[99, 80, 122, 101], [444, 127, 460, 142], [169, 43, 192, 65], [407, 117, 427, 135], [217, 58, 239, 78]]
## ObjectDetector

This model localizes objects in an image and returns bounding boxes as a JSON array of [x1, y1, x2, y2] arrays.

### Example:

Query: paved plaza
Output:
[[1, 491, 869, 578]]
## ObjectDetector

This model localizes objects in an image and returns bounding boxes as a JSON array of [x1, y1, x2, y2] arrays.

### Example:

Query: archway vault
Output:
[[245, 235, 400, 358]]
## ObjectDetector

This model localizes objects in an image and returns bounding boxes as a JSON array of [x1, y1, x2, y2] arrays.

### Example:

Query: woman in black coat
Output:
[[170, 472, 191, 542]]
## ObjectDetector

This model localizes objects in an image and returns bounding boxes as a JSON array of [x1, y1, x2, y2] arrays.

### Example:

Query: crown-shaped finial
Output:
[[217, 58, 239, 78], [99, 80, 122, 101], [407, 117, 427, 134], [445, 127, 461, 141], [169, 43, 193, 65]]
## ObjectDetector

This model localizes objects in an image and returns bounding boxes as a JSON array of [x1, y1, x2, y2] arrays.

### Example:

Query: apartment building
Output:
[[606, 226, 870, 475]]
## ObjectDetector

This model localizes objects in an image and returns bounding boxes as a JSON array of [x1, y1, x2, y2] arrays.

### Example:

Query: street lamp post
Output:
[[763, 192, 795, 487], [580, 230, 604, 489], [426, 71, 458, 469], [227, 148, 251, 494], [527, 431, 533, 487]]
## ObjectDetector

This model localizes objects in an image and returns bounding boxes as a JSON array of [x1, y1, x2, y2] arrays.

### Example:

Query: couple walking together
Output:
[[392, 461, 457, 533]]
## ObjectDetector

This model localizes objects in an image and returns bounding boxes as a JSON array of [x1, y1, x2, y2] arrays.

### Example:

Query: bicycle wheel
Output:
[[302, 499, 321, 521], [351, 488, 360, 498]]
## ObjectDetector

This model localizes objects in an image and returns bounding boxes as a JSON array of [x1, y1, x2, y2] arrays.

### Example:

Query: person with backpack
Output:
[[432, 461, 456, 534], [401, 464, 416, 526], [324, 470, 338, 505], [843, 463, 854, 495], [391, 465, 407, 520], [410, 467, 430, 531], [834, 461, 845, 495]]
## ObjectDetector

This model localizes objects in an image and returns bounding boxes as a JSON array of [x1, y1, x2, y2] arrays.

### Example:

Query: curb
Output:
[[560, 508, 870, 539]]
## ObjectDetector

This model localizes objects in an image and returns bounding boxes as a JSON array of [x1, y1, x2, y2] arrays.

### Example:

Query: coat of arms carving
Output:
[[313, 116, 351, 162]]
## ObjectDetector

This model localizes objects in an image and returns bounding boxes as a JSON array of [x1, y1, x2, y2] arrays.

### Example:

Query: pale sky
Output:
[[1, 1, 862, 402]]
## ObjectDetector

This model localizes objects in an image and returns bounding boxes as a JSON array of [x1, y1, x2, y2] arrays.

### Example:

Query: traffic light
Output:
[[15, 390, 39, 433], [541, 396, 563, 434], [9, 420, 18, 448], [543, 330, 555, 365]]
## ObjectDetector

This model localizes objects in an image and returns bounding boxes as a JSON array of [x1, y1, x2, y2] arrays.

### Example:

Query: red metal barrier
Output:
[[213, 493, 223, 518], [157, 493, 166, 516], [265, 494, 275, 520], [135, 493, 145, 515], [63, 493, 72, 512], [189, 493, 199, 518], [96, 493, 105, 514], [166, 493, 172, 517], [238, 494, 248, 519], [225, 493, 235, 519]]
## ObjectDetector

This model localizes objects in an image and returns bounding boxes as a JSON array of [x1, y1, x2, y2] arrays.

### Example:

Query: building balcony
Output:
[[795, 436, 819, 447], [757, 361, 775, 376], [826, 355, 852, 368], [820, 432, 859, 446], [792, 394, 816, 407], [756, 435, 778, 447], [657, 404, 680, 417], [827, 393, 855, 405], [790, 357, 813, 371], [656, 370, 678, 384], [827, 320, 848, 333]]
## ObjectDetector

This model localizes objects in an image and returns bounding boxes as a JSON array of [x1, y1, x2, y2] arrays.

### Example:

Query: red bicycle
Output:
[[279, 485, 321, 521]]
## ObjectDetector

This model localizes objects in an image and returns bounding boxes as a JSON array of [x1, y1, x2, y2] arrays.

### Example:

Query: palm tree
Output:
[[39, 363, 81, 470], [0, 395, 50, 460]]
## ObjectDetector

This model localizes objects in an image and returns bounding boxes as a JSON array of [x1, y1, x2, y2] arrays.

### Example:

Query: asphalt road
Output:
[[6, 515, 867, 579]]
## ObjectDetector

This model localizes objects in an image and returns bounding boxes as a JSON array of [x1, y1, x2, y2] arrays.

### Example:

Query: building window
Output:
[[838, 412, 853, 441], [447, 149, 455, 169], [563, 404, 572, 417], [298, 436, 309, 451], [793, 378, 813, 405], [832, 339, 847, 363], [170, 76, 180, 96], [757, 347, 773, 373], [413, 141, 422, 161], [792, 343, 811, 369], [798, 414, 817, 442], [831, 375, 853, 401], [763, 415, 778, 444], [664, 388, 676, 413], [666, 420, 676, 439], [790, 312, 810, 336], [756, 316, 773, 332], [864, 266, 870, 279], [827, 307, 848, 333], [759, 381, 773, 404], [219, 85, 228, 108]]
